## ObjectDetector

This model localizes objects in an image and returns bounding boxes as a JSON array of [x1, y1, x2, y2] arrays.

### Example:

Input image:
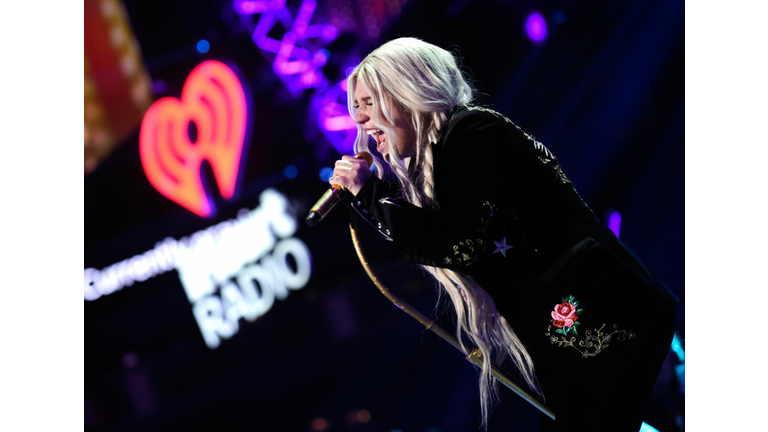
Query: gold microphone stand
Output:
[[348, 214, 555, 421]]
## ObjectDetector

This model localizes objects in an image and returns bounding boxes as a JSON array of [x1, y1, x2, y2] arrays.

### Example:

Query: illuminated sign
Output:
[[312, 78, 358, 154], [84, 189, 312, 349], [234, 0, 359, 153], [139, 60, 250, 218], [235, 0, 338, 96]]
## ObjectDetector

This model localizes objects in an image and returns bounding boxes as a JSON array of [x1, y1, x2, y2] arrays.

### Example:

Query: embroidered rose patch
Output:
[[550, 295, 583, 336], [545, 294, 636, 357]]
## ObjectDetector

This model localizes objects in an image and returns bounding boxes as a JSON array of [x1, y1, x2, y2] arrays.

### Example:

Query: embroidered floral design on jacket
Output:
[[445, 238, 483, 265], [443, 200, 497, 266], [545, 295, 635, 358], [550, 295, 582, 335]]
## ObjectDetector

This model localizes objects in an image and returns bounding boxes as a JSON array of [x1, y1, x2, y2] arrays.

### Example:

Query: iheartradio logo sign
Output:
[[140, 60, 251, 217]]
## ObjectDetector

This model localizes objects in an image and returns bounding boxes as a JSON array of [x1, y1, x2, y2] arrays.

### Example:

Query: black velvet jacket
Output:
[[353, 105, 673, 295], [353, 104, 591, 269], [350, 105, 678, 430]]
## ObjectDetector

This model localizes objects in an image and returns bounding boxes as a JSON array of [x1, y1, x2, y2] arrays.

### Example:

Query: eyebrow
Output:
[[355, 96, 372, 104]]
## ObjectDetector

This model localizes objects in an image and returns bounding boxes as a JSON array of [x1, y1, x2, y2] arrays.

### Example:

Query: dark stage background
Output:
[[84, 1, 685, 431]]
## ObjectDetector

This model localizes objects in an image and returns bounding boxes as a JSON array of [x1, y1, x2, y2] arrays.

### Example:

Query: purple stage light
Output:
[[240, 0, 339, 96], [234, 0, 359, 154], [608, 211, 622, 237], [313, 78, 357, 154], [122, 352, 139, 369], [322, 26, 339, 40], [321, 115, 355, 132], [313, 49, 330, 65], [525, 12, 547, 43], [234, 0, 285, 15], [151, 79, 168, 94]]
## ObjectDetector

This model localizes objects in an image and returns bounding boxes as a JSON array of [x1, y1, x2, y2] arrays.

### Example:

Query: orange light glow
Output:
[[311, 417, 328, 431], [139, 60, 249, 217], [356, 409, 371, 423]]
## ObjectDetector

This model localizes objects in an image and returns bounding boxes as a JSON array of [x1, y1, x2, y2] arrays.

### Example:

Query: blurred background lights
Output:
[[121, 352, 139, 369], [356, 409, 371, 423], [671, 333, 685, 362], [311, 417, 328, 431], [314, 49, 331, 65], [284, 165, 298, 179], [319, 166, 334, 182], [639, 422, 660, 432], [233, 0, 283, 15], [552, 10, 566, 24], [196, 39, 210, 53], [322, 26, 339, 40], [525, 12, 547, 43], [608, 210, 622, 237], [151, 79, 168, 94], [671, 332, 686, 392]]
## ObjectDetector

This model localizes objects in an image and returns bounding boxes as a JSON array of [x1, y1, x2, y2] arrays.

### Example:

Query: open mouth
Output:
[[365, 129, 389, 161], [366, 129, 386, 149]]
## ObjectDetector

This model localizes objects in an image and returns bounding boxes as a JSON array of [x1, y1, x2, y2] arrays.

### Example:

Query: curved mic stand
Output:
[[348, 213, 555, 421]]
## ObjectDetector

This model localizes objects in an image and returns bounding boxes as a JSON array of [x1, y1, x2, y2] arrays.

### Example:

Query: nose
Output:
[[354, 108, 368, 124]]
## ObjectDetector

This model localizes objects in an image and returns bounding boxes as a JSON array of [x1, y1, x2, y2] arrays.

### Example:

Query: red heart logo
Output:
[[140, 60, 249, 217]]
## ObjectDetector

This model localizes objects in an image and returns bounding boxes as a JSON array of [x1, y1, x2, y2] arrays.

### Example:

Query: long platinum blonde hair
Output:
[[347, 37, 541, 427]]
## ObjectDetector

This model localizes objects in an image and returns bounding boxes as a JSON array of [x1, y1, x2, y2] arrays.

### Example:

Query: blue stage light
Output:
[[196, 39, 210, 53], [552, 10, 566, 24], [671, 333, 685, 362], [284, 165, 298, 179], [671, 332, 685, 392], [319, 167, 334, 182], [639, 422, 660, 432], [525, 12, 547, 43]]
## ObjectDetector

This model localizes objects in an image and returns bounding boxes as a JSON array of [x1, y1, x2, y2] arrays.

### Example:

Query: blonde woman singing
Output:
[[329, 37, 677, 432]]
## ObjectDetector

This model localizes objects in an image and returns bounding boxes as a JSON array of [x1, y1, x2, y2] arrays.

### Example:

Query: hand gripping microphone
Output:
[[305, 151, 374, 227]]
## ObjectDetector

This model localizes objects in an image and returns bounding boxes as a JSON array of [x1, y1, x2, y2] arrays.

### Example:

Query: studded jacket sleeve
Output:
[[349, 106, 560, 271], [350, 174, 500, 269]]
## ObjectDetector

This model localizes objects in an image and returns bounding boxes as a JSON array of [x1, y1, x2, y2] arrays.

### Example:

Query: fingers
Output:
[[331, 166, 351, 180], [329, 173, 346, 182], [341, 155, 361, 162], [329, 167, 353, 188], [328, 177, 348, 194], [334, 157, 365, 175], [335, 156, 364, 169], [328, 155, 373, 196]]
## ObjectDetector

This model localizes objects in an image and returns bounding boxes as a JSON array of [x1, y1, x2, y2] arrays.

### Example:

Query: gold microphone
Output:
[[305, 151, 373, 227]]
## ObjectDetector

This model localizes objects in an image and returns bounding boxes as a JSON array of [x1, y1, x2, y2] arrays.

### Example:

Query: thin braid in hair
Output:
[[421, 139, 437, 201]]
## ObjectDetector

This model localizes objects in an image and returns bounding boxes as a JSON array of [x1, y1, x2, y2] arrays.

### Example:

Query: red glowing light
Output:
[[140, 60, 249, 217]]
